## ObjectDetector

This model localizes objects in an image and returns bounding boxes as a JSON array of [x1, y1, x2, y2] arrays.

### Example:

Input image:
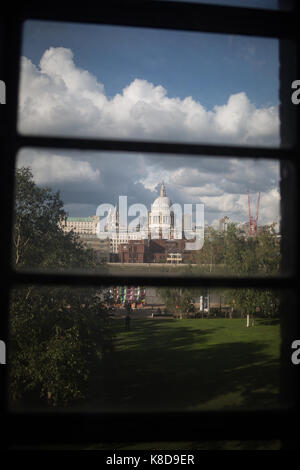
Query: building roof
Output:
[[67, 217, 96, 222]]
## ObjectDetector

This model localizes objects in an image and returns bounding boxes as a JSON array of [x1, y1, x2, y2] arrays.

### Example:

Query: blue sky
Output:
[[22, 20, 279, 110]]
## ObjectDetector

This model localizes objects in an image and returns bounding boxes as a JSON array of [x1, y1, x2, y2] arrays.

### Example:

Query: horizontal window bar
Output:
[[12, 136, 295, 159], [5, 409, 296, 444], [14, 1, 296, 39], [11, 270, 296, 289], [158, 0, 290, 12]]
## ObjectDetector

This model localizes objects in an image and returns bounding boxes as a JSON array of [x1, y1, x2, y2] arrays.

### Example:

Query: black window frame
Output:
[[0, 0, 299, 449]]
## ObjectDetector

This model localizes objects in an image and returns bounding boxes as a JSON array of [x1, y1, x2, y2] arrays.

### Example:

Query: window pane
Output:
[[8, 284, 283, 412], [15, 149, 283, 277], [18, 21, 279, 147]]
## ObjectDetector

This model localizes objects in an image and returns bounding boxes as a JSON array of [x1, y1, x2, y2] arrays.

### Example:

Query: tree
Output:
[[9, 285, 114, 407], [9, 167, 113, 407], [158, 287, 205, 318], [255, 224, 281, 275], [195, 227, 225, 271], [13, 167, 98, 271], [223, 222, 280, 277], [223, 223, 281, 321]]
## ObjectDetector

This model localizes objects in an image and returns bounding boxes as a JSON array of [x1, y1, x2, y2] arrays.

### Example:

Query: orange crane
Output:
[[247, 190, 261, 236]]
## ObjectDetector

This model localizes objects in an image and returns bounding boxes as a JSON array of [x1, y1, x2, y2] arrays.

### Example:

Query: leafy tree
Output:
[[158, 287, 206, 317], [222, 223, 281, 320], [255, 224, 281, 275], [195, 227, 225, 269], [223, 223, 280, 277], [9, 167, 113, 407], [159, 222, 280, 321], [9, 285, 114, 407], [13, 167, 98, 271], [192, 222, 281, 320]]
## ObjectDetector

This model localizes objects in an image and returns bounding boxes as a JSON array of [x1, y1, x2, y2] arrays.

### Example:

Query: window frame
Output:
[[0, 0, 299, 449]]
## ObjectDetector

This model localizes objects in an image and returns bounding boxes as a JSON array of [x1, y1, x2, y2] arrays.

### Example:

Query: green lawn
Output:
[[86, 317, 281, 412], [106, 263, 232, 277], [19, 317, 281, 450]]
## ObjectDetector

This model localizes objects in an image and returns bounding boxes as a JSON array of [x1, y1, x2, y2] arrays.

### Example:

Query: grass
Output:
[[15, 317, 281, 450], [106, 263, 233, 277], [85, 317, 281, 413], [105, 263, 280, 278]]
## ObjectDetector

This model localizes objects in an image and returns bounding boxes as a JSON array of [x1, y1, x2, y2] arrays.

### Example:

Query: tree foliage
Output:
[[158, 287, 206, 317], [223, 223, 280, 276], [9, 285, 114, 407], [13, 167, 98, 271], [195, 227, 225, 268], [159, 223, 281, 319], [222, 223, 281, 318], [9, 167, 113, 407]]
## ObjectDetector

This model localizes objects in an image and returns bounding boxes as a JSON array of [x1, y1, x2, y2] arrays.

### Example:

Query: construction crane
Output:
[[247, 190, 261, 236]]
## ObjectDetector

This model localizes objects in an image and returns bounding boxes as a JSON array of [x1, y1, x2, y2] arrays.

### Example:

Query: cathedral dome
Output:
[[149, 183, 174, 239], [151, 182, 171, 212], [152, 196, 171, 211]]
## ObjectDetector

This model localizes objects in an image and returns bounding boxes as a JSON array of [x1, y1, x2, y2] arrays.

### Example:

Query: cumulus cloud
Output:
[[18, 149, 100, 184], [148, 158, 280, 225], [18, 47, 279, 146], [213, 92, 278, 143], [256, 188, 280, 224], [199, 189, 280, 226], [16, 47, 280, 226]]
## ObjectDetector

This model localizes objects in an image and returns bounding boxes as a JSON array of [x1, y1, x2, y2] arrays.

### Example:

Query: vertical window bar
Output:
[[279, 0, 300, 449], [0, 15, 23, 451]]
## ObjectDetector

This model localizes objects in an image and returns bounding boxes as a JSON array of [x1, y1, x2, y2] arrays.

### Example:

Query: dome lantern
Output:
[[160, 182, 166, 197]]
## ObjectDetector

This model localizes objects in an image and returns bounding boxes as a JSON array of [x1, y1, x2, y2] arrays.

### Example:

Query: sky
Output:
[[17, 17, 281, 228]]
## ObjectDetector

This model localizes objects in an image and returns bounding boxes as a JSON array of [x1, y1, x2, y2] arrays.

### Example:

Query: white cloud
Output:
[[199, 189, 280, 226], [136, 156, 280, 225], [18, 47, 279, 146], [201, 193, 242, 214], [172, 168, 205, 186], [18, 149, 100, 184], [17, 48, 280, 224], [256, 188, 280, 225], [213, 92, 278, 143], [39, 47, 105, 96]]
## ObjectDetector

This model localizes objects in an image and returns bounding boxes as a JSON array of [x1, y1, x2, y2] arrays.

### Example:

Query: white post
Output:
[[0, 340, 6, 364], [0, 80, 5, 104], [207, 290, 210, 316], [246, 314, 250, 327]]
